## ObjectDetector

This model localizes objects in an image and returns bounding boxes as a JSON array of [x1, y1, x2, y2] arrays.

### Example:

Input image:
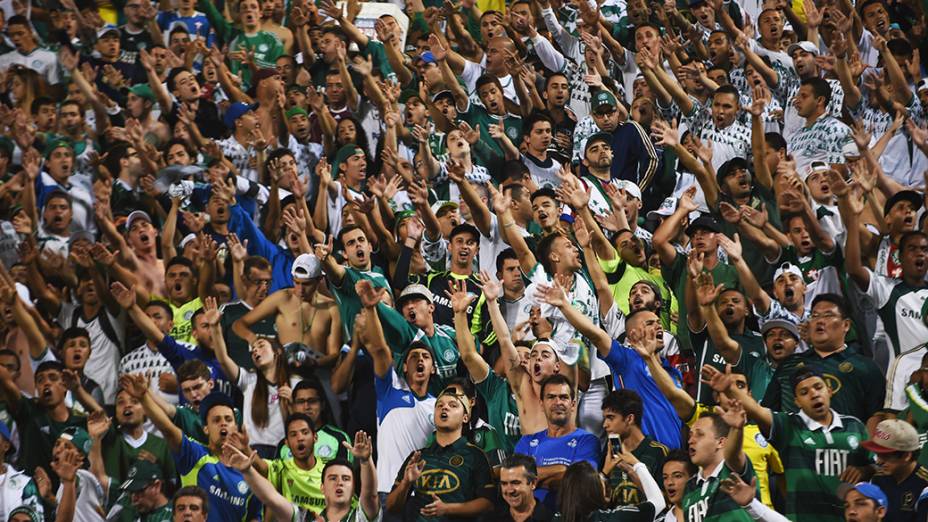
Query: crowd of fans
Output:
[[1, 0, 928, 519]]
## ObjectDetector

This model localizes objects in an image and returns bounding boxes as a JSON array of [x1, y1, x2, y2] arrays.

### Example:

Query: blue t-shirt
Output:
[[157, 335, 236, 401], [602, 340, 683, 449], [175, 436, 261, 522], [157, 11, 215, 46], [514, 428, 599, 509]]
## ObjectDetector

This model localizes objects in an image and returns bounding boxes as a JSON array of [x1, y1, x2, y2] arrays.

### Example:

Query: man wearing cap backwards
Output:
[[354, 280, 438, 509], [706, 364, 874, 522], [762, 293, 885, 421], [861, 419, 928, 522], [233, 253, 340, 367], [216, 102, 262, 183], [125, 374, 261, 522], [842, 181, 928, 409], [0, 419, 44, 522], [725, 238, 810, 330]]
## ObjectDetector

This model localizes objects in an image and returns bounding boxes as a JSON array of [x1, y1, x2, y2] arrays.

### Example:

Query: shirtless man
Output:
[[260, 0, 293, 53], [232, 253, 341, 366], [97, 210, 167, 298]]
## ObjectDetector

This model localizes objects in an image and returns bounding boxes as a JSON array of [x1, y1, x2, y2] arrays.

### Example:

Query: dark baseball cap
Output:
[[120, 460, 163, 492], [685, 215, 720, 235]]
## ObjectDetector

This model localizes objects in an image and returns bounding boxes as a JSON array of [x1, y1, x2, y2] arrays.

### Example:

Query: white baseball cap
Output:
[[291, 253, 322, 280]]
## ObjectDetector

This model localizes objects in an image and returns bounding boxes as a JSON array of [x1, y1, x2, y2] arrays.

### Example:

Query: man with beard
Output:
[[111, 282, 236, 400], [537, 282, 682, 449], [0, 361, 88, 479], [708, 366, 873, 522], [355, 280, 436, 512], [233, 253, 341, 370], [104, 144, 147, 217], [138, 50, 223, 139], [125, 375, 261, 522], [119, 301, 179, 405], [513, 375, 599, 511]]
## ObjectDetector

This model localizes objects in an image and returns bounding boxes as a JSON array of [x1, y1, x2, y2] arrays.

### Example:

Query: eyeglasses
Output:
[[247, 277, 272, 287], [810, 312, 842, 321]]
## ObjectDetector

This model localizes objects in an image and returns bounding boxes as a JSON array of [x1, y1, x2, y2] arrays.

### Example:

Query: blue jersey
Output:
[[603, 340, 683, 449], [157, 336, 236, 401], [157, 11, 215, 46], [514, 428, 599, 510], [175, 436, 262, 522]]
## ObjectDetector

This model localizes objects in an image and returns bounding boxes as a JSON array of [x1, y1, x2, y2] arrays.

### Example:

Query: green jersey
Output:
[[330, 266, 392, 340], [769, 410, 870, 522], [762, 347, 885, 421], [12, 396, 87, 476], [690, 327, 765, 404], [266, 456, 325, 513], [424, 421, 506, 466], [780, 244, 843, 285], [374, 302, 460, 395], [608, 436, 669, 506], [196, 0, 283, 88], [459, 101, 523, 169], [173, 405, 243, 445], [735, 351, 777, 403], [663, 253, 740, 353], [394, 436, 495, 522], [101, 429, 176, 488], [474, 370, 520, 453], [682, 459, 756, 522]]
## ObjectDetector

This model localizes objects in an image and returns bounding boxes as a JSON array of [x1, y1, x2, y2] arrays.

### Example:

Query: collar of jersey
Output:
[[798, 408, 843, 432]]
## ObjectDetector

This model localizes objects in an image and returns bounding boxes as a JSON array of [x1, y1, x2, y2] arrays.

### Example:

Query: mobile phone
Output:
[[609, 433, 621, 457]]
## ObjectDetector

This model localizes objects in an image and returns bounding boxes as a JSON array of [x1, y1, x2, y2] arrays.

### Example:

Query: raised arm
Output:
[[355, 281, 393, 378], [344, 431, 379, 519], [639, 337, 695, 420], [702, 364, 773, 434], [204, 297, 241, 384], [221, 445, 296, 522], [490, 184, 537, 274], [111, 282, 166, 344], [451, 279, 490, 382], [695, 273, 742, 364], [653, 187, 698, 266], [717, 233, 772, 315], [535, 281, 612, 357], [122, 373, 184, 451], [832, 171, 870, 290]]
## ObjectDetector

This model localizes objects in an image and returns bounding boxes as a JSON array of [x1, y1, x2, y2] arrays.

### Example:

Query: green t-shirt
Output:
[[689, 327, 765, 405], [663, 253, 740, 354], [330, 266, 392, 340], [735, 351, 777, 403], [459, 102, 523, 169], [608, 436, 669, 507], [229, 31, 284, 88], [101, 428, 176, 489], [266, 456, 325, 513], [769, 410, 870, 522], [394, 436, 495, 522], [780, 244, 844, 285], [474, 370, 520, 453], [682, 458, 756, 522], [279, 424, 351, 464], [12, 396, 87, 477], [761, 347, 886, 422]]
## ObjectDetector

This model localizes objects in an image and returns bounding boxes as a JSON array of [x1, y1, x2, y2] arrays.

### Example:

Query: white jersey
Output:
[[374, 368, 435, 494]]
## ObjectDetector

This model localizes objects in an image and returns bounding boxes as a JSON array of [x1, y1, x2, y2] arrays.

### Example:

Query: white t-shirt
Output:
[[237, 370, 300, 447], [0, 47, 60, 85], [58, 303, 126, 405], [119, 344, 179, 405], [55, 470, 105, 522]]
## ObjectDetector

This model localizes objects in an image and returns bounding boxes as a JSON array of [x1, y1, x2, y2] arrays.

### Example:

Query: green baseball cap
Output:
[[331, 143, 365, 178], [285, 107, 309, 119], [59, 426, 92, 458], [128, 83, 156, 102], [120, 460, 163, 492], [592, 90, 617, 113], [44, 138, 74, 159]]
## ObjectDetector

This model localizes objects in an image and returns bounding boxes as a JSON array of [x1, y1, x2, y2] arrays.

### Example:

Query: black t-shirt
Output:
[[119, 26, 155, 53], [166, 99, 224, 139]]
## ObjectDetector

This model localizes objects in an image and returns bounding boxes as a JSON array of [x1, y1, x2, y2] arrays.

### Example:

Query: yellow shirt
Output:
[[168, 297, 203, 344], [687, 403, 784, 508]]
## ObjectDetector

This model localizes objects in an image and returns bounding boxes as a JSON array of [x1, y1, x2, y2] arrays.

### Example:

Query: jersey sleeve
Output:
[[470, 447, 496, 500], [602, 340, 632, 372], [173, 435, 208, 475], [864, 269, 895, 306], [767, 411, 790, 450], [156, 335, 190, 369]]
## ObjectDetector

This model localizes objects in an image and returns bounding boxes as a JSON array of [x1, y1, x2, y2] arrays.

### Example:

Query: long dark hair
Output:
[[558, 461, 608, 522], [251, 336, 290, 428]]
